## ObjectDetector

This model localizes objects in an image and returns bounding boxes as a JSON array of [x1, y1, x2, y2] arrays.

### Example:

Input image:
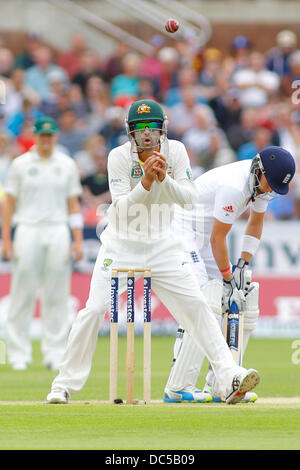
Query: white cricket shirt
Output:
[[101, 139, 197, 243], [5, 146, 82, 224], [172, 160, 269, 248]]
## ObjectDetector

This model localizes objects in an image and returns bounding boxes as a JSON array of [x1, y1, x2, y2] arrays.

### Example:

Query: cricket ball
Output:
[[165, 19, 179, 34]]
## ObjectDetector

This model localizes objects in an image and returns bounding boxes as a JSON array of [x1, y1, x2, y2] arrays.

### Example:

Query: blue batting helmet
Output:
[[251, 146, 296, 195]]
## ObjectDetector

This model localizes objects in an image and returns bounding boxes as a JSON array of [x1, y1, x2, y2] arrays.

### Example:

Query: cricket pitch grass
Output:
[[1, 337, 300, 450]]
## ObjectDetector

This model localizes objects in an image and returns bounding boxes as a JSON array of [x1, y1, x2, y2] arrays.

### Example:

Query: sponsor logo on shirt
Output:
[[223, 205, 234, 213], [131, 165, 143, 178]]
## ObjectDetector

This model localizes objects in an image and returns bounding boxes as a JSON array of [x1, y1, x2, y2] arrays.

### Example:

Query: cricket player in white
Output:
[[164, 146, 296, 403], [2, 116, 83, 371], [46, 99, 260, 405]]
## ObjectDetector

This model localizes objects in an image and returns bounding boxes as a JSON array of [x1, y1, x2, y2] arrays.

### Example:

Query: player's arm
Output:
[[67, 195, 84, 262], [210, 218, 232, 281], [232, 208, 265, 292], [2, 194, 16, 260], [241, 208, 265, 262]]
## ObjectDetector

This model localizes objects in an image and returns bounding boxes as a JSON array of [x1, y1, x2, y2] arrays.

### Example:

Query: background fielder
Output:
[[2, 116, 83, 371], [164, 146, 296, 403]]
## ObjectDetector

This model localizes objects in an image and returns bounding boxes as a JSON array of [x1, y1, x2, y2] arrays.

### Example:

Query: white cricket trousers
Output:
[[5, 223, 71, 366], [51, 237, 243, 397]]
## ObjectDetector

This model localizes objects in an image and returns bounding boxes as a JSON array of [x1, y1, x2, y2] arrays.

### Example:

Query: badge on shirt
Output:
[[186, 168, 193, 180], [167, 164, 173, 177], [102, 258, 113, 271], [131, 165, 143, 178]]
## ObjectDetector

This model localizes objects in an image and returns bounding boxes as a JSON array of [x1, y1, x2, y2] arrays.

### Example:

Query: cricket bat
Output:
[[222, 301, 243, 366]]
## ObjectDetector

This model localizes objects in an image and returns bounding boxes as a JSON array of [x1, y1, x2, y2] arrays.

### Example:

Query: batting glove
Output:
[[232, 258, 252, 294], [222, 278, 246, 312]]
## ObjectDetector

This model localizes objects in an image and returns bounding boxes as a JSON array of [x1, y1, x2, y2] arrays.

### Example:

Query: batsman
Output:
[[164, 146, 296, 403]]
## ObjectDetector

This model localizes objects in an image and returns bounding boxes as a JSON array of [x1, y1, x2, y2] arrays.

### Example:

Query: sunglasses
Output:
[[133, 121, 161, 130]]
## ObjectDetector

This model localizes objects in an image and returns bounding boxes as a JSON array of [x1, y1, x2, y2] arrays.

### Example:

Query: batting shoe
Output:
[[202, 383, 258, 403], [226, 368, 260, 405], [46, 389, 70, 404], [163, 387, 212, 403]]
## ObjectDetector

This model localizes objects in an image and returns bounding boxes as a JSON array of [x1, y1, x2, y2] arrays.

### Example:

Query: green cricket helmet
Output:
[[126, 99, 168, 149]]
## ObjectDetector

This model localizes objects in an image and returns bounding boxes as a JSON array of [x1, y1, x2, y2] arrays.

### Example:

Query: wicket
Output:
[[109, 268, 152, 405]]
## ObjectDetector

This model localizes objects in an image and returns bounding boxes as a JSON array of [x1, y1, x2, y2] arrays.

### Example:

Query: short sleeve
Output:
[[213, 186, 244, 224], [250, 196, 268, 213]]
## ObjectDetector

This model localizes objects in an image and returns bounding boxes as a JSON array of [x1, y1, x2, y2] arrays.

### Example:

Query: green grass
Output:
[[0, 337, 300, 450]]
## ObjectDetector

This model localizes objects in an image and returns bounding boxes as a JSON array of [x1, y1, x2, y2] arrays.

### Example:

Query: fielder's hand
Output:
[[2, 238, 13, 261], [222, 278, 245, 312], [233, 258, 252, 294], [71, 241, 84, 263], [152, 151, 166, 182]]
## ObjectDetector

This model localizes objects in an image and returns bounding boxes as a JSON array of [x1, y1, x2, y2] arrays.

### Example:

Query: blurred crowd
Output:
[[0, 29, 300, 224]]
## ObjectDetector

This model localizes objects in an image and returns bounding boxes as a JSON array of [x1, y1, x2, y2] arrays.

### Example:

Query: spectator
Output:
[[15, 117, 36, 154], [81, 153, 110, 205], [168, 86, 216, 138], [0, 48, 15, 78], [157, 47, 180, 101], [285, 49, 300, 98], [226, 107, 258, 151], [39, 69, 71, 120], [72, 49, 103, 96], [209, 87, 242, 134], [100, 106, 128, 152], [182, 107, 235, 171], [237, 127, 273, 161], [57, 108, 88, 157], [74, 134, 107, 179], [7, 96, 43, 137], [102, 42, 130, 83], [232, 51, 280, 108], [57, 33, 87, 79], [68, 84, 88, 121], [199, 48, 223, 89], [110, 52, 141, 103], [230, 35, 252, 70], [164, 66, 206, 108], [14, 32, 43, 70], [25, 46, 69, 99], [84, 75, 110, 134], [4, 67, 40, 121], [273, 102, 300, 178], [140, 35, 165, 81], [266, 30, 297, 87]]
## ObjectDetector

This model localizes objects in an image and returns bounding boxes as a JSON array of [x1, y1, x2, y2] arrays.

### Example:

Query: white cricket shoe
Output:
[[46, 389, 70, 404], [163, 387, 212, 403], [226, 368, 260, 405], [203, 383, 258, 403]]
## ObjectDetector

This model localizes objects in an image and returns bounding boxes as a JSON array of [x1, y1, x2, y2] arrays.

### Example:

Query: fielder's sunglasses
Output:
[[133, 121, 161, 130]]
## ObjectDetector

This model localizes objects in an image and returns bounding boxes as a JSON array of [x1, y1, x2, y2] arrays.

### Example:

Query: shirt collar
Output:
[[30, 146, 55, 162]]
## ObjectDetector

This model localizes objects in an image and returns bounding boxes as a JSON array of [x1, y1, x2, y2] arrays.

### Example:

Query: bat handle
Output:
[[229, 301, 239, 313]]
